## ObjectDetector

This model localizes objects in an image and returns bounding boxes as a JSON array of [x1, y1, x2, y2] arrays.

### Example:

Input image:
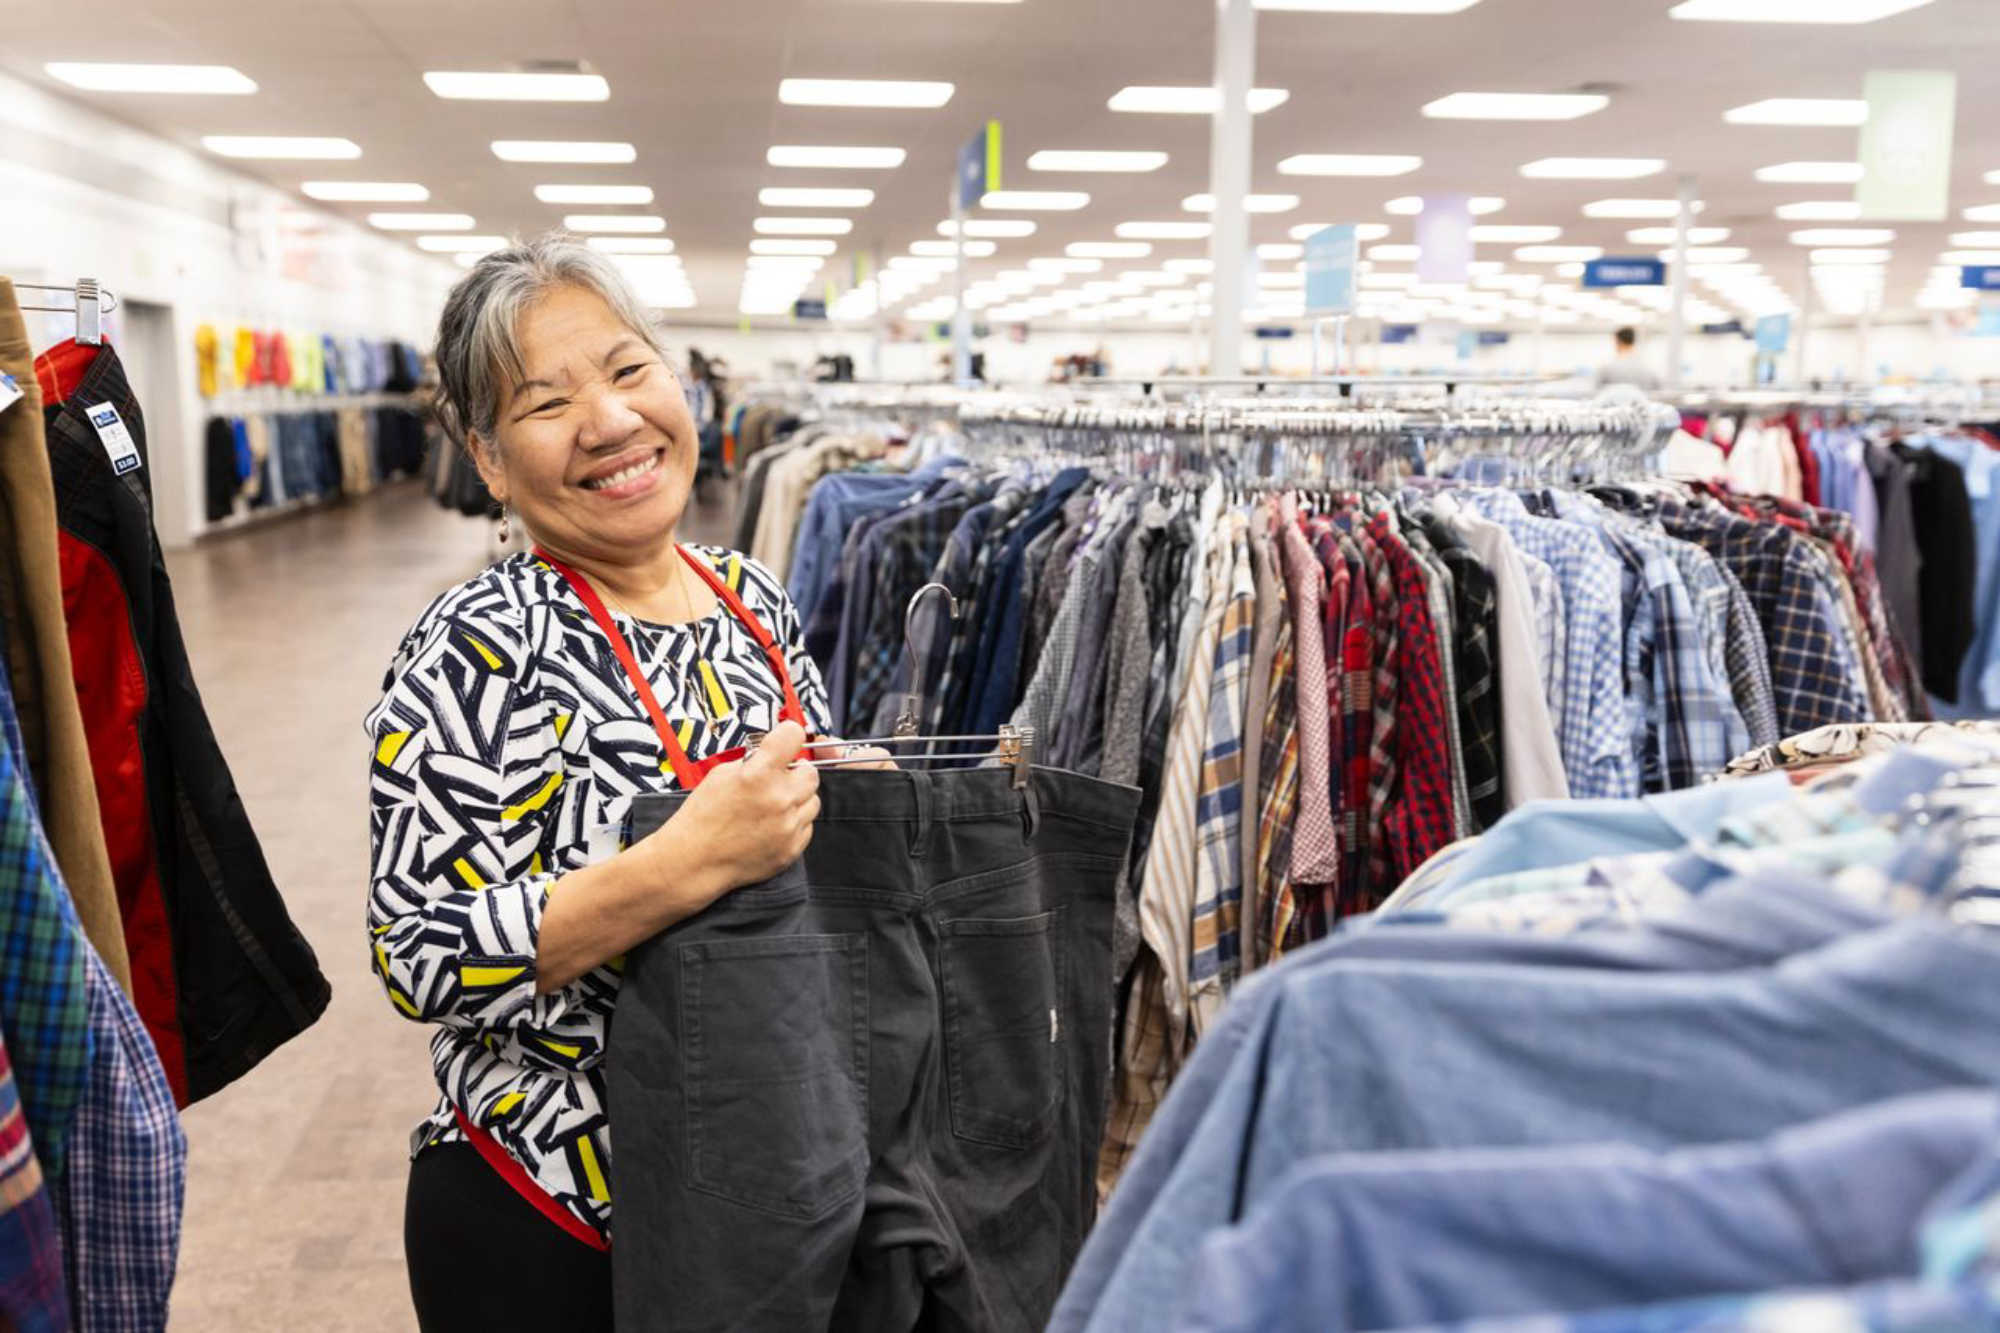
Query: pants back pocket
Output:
[[940, 910, 1066, 1150]]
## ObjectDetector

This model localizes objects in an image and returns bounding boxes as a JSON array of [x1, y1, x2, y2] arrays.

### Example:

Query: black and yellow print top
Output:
[[365, 545, 833, 1240]]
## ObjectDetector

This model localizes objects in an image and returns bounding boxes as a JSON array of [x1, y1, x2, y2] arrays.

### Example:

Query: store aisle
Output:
[[160, 478, 735, 1330]]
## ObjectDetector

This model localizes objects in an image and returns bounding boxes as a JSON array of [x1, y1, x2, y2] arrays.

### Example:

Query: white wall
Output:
[[0, 70, 458, 547]]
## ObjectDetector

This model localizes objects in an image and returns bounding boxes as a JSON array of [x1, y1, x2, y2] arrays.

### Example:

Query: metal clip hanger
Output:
[[894, 582, 957, 739], [14, 279, 110, 345], [749, 725, 1037, 788]]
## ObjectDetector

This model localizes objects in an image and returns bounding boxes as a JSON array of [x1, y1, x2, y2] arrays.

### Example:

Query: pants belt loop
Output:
[[1020, 776, 1042, 843], [906, 768, 935, 858]]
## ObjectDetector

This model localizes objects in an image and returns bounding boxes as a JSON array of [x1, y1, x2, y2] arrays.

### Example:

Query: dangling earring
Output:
[[497, 504, 512, 544]]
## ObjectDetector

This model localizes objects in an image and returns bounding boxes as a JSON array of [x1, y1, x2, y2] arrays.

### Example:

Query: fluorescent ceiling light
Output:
[[1368, 244, 1420, 261], [1723, 97, 1867, 125], [753, 217, 854, 235], [767, 145, 906, 169], [777, 78, 953, 108], [1107, 86, 1289, 114], [1520, 157, 1665, 179], [745, 255, 823, 270], [1259, 272, 1305, 287], [203, 136, 359, 159], [759, 187, 875, 209], [1582, 198, 1705, 218], [1670, 0, 1933, 20], [1254, 0, 1481, 8], [588, 237, 676, 254], [1182, 193, 1300, 213], [1775, 201, 1862, 221], [534, 184, 653, 205], [1942, 250, 2000, 265], [1068, 242, 1152, 258], [368, 212, 473, 230], [1756, 161, 1862, 183], [424, 71, 608, 101], [1361, 272, 1418, 288], [750, 238, 837, 255], [1950, 232, 2000, 247], [564, 214, 666, 233], [452, 253, 482, 268], [1385, 195, 1504, 215], [492, 140, 635, 163], [1167, 258, 1217, 274], [1965, 205, 2000, 222], [1258, 243, 1304, 260], [1673, 246, 1751, 262], [1628, 226, 1731, 244], [911, 239, 997, 256], [1116, 221, 1213, 239], [1027, 150, 1167, 173], [981, 191, 1089, 210], [1423, 92, 1606, 120], [416, 234, 507, 253], [1471, 225, 1561, 242], [939, 218, 1037, 238], [1789, 227, 1894, 245], [46, 62, 256, 94], [1809, 248, 1891, 264], [1277, 154, 1422, 176], [301, 181, 427, 202], [1515, 245, 1604, 262], [1028, 257, 1102, 272]]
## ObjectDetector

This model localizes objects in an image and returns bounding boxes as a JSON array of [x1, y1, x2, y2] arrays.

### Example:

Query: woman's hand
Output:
[[667, 721, 822, 893]]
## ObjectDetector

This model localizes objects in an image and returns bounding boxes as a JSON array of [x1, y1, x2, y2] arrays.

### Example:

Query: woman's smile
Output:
[[578, 447, 667, 499]]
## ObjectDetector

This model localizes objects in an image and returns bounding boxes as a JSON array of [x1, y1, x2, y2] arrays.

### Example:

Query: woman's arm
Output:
[[533, 723, 820, 992]]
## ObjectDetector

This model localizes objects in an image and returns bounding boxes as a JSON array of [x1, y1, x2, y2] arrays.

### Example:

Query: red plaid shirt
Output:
[[1370, 512, 1458, 885]]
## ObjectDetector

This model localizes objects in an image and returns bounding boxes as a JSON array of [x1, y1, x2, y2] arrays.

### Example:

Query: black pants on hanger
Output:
[[405, 1142, 613, 1332], [610, 765, 1140, 1332]]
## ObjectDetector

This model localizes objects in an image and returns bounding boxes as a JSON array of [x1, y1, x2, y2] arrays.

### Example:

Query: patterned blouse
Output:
[[365, 546, 833, 1240]]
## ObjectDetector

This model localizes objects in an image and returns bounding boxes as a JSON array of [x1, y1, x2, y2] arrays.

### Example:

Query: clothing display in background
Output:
[[610, 767, 1140, 1332], [737, 404, 1925, 1243], [201, 403, 426, 523], [35, 334, 330, 1105], [1051, 739, 2000, 1333]]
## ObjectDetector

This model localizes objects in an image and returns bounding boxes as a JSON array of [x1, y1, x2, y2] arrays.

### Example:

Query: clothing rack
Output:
[[12, 278, 116, 344], [1078, 372, 1569, 398]]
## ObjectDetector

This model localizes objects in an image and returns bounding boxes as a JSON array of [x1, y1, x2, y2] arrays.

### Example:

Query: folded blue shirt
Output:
[[1171, 1089, 1999, 1333]]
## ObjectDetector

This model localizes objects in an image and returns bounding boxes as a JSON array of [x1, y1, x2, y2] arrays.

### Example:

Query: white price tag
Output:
[[0, 372, 22, 416], [86, 402, 143, 476]]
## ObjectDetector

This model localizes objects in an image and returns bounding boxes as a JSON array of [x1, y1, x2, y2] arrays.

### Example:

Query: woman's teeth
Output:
[[583, 453, 660, 490]]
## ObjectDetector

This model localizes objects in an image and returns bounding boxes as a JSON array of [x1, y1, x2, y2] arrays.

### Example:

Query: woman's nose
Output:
[[577, 385, 644, 449]]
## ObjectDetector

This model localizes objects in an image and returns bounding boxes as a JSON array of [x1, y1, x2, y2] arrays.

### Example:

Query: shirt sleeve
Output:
[[365, 607, 582, 1038], [753, 554, 836, 736]]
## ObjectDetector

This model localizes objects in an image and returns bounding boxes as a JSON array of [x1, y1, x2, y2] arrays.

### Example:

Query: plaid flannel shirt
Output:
[[846, 487, 975, 734], [928, 480, 1032, 734], [1096, 951, 1170, 1203], [1255, 603, 1300, 960], [1348, 514, 1404, 894], [1467, 490, 1638, 800], [1189, 520, 1255, 1033], [1424, 517, 1504, 830], [1333, 530, 1378, 901], [1370, 513, 1459, 885], [0, 1024, 65, 1333], [1400, 520, 1475, 839], [0, 703, 88, 1182], [1275, 499, 1340, 885], [1660, 499, 1871, 736]]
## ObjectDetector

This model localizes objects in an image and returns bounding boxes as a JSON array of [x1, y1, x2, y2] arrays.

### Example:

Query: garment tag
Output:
[[86, 402, 143, 476], [0, 372, 21, 416]]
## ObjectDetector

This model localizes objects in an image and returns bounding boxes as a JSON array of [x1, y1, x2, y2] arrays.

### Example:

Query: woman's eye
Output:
[[614, 364, 647, 382], [530, 398, 568, 416]]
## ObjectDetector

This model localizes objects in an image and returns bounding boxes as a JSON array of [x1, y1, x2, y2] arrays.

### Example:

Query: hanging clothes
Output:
[[35, 337, 329, 1106]]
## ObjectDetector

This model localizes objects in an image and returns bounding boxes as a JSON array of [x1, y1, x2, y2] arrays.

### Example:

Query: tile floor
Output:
[[160, 478, 737, 1330]]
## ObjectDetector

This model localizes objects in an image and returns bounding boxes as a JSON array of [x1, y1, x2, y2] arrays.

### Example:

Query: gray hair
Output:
[[431, 231, 670, 455]]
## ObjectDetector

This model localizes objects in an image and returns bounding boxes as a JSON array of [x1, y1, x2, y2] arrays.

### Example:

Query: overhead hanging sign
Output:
[[1381, 323, 1419, 345], [1583, 257, 1666, 288], [1702, 319, 1746, 336], [955, 120, 1003, 210], [1857, 71, 1956, 222], [1417, 194, 1473, 285], [1754, 313, 1792, 353], [1302, 224, 1359, 316], [793, 297, 828, 321], [1961, 266, 2000, 291], [1254, 325, 1296, 340]]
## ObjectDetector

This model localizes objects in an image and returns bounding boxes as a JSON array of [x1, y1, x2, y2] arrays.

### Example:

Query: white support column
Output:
[[1666, 173, 1696, 392], [950, 199, 971, 384], [1792, 263, 1814, 387], [1205, 0, 1256, 378]]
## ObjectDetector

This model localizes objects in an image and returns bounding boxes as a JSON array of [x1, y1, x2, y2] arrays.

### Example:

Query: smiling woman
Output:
[[376, 232, 888, 1331]]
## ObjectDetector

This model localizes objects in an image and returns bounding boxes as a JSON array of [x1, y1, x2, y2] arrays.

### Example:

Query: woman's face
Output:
[[472, 284, 696, 564]]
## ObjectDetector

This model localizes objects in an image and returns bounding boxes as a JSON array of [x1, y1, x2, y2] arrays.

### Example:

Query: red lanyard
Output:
[[534, 545, 807, 789]]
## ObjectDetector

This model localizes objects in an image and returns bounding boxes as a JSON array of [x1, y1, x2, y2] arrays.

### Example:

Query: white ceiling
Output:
[[6, 0, 2000, 329]]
